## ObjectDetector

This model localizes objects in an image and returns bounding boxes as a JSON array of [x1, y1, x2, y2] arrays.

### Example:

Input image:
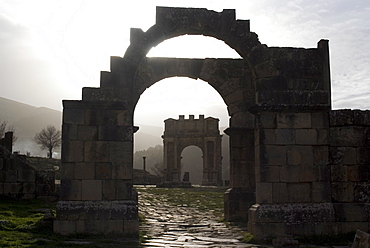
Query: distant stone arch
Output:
[[162, 115, 223, 186]]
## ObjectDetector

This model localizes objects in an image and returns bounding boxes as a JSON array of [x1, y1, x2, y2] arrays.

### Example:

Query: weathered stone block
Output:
[[4, 170, 16, 182], [74, 163, 95, 180], [287, 146, 301, 165], [81, 180, 102, 200], [280, 165, 300, 183], [331, 182, 354, 202], [124, 219, 139, 234], [333, 203, 369, 222], [287, 183, 311, 202], [257, 129, 275, 145], [60, 163, 74, 179], [62, 141, 84, 163], [102, 180, 116, 200], [336, 222, 369, 235], [299, 165, 317, 182], [112, 163, 132, 180], [109, 142, 132, 163], [277, 113, 311, 129], [256, 182, 273, 204], [53, 220, 76, 235], [311, 112, 329, 128], [357, 147, 370, 165], [66, 201, 85, 221], [312, 182, 331, 202], [354, 183, 370, 203], [295, 129, 317, 144], [330, 126, 367, 147], [10, 183, 22, 193], [313, 146, 329, 165], [116, 180, 132, 200], [17, 170, 35, 182], [258, 112, 276, 128], [273, 183, 288, 203], [110, 200, 137, 220], [60, 179, 82, 200], [62, 124, 78, 141], [275, 129, 295, 144], [84, 141, 109, 162], [317, 129, 328, 144], [259, 145, 286, 165], [256, 165, 280, 183], [36, 183, 54, 196], [329, 109, 353, 126], [23, 183, 36, 194], [102, 220, 124, 234], [63, 108, 85, 125], [3, 183, 11, 194], [95, 163, 112, 179], [331, 164, 348, 182], [83, 201, 103, 220], [77, 126, 98, 141]]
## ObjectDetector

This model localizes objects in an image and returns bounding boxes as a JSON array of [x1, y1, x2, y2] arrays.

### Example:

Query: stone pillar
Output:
[[248, 110, 333, 238], [54, 100, 139, 236], [224, 127, 256, 221]]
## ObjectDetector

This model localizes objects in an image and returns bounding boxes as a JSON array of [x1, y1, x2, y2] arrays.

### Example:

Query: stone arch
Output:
[[124, 7, 261, 68], [162, 115, 223, 186], [56, 6, 335, 239]]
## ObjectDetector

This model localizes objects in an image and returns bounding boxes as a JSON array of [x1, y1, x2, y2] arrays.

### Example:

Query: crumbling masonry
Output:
[[55, 7, 370, 238]]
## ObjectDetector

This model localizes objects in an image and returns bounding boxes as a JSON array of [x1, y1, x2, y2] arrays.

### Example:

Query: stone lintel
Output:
[[62, 100, 129, 110], [249, 104, 330, 114]]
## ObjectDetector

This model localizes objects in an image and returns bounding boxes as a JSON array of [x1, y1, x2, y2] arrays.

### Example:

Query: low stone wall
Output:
[[0, 152, 56, 200]]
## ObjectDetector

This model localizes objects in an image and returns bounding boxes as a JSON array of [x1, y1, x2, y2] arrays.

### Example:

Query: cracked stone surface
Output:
[[137, 186, 255, 248]]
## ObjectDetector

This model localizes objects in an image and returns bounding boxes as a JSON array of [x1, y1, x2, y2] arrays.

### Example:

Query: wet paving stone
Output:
[[137, 186, 254, 248]]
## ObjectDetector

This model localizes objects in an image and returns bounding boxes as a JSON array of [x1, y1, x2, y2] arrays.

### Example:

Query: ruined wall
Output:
[[0, 132, 56, 200], [330, 109, 370, 232]]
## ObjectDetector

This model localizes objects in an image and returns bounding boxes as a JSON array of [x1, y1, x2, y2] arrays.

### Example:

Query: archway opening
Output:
[[133, 77, 229, 182], [181, 145, 203, 185]]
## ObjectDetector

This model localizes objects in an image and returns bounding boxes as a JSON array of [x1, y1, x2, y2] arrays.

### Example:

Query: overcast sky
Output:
[[0, 0, 369, 128]]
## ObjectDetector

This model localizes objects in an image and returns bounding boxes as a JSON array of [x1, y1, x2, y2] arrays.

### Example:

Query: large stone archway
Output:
[[162, 115, 223, 186], [54, 6, 370, 239]]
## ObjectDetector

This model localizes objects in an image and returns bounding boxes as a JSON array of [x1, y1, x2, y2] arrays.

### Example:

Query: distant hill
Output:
[[0, 97, 165, 156], [0, 97, 62, 157]]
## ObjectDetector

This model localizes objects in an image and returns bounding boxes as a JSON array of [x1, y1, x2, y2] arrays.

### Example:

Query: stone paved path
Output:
[[137, 186, 257, 248]]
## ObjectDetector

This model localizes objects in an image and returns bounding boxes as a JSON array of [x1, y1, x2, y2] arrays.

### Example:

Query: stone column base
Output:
[[224, 188, 255, 221], [248, 203, 335, 238], [53, 200, 138, 236]]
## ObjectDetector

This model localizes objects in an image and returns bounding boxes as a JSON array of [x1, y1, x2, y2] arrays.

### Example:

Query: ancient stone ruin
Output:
[[162, 115, 223, 186], [0, 132, 56, 200], [55, 6, 370, 238]]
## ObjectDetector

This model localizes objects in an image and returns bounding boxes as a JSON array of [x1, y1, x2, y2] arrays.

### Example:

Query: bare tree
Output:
[[34, 125, 61, 159], [0, 119, 17, 142]]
